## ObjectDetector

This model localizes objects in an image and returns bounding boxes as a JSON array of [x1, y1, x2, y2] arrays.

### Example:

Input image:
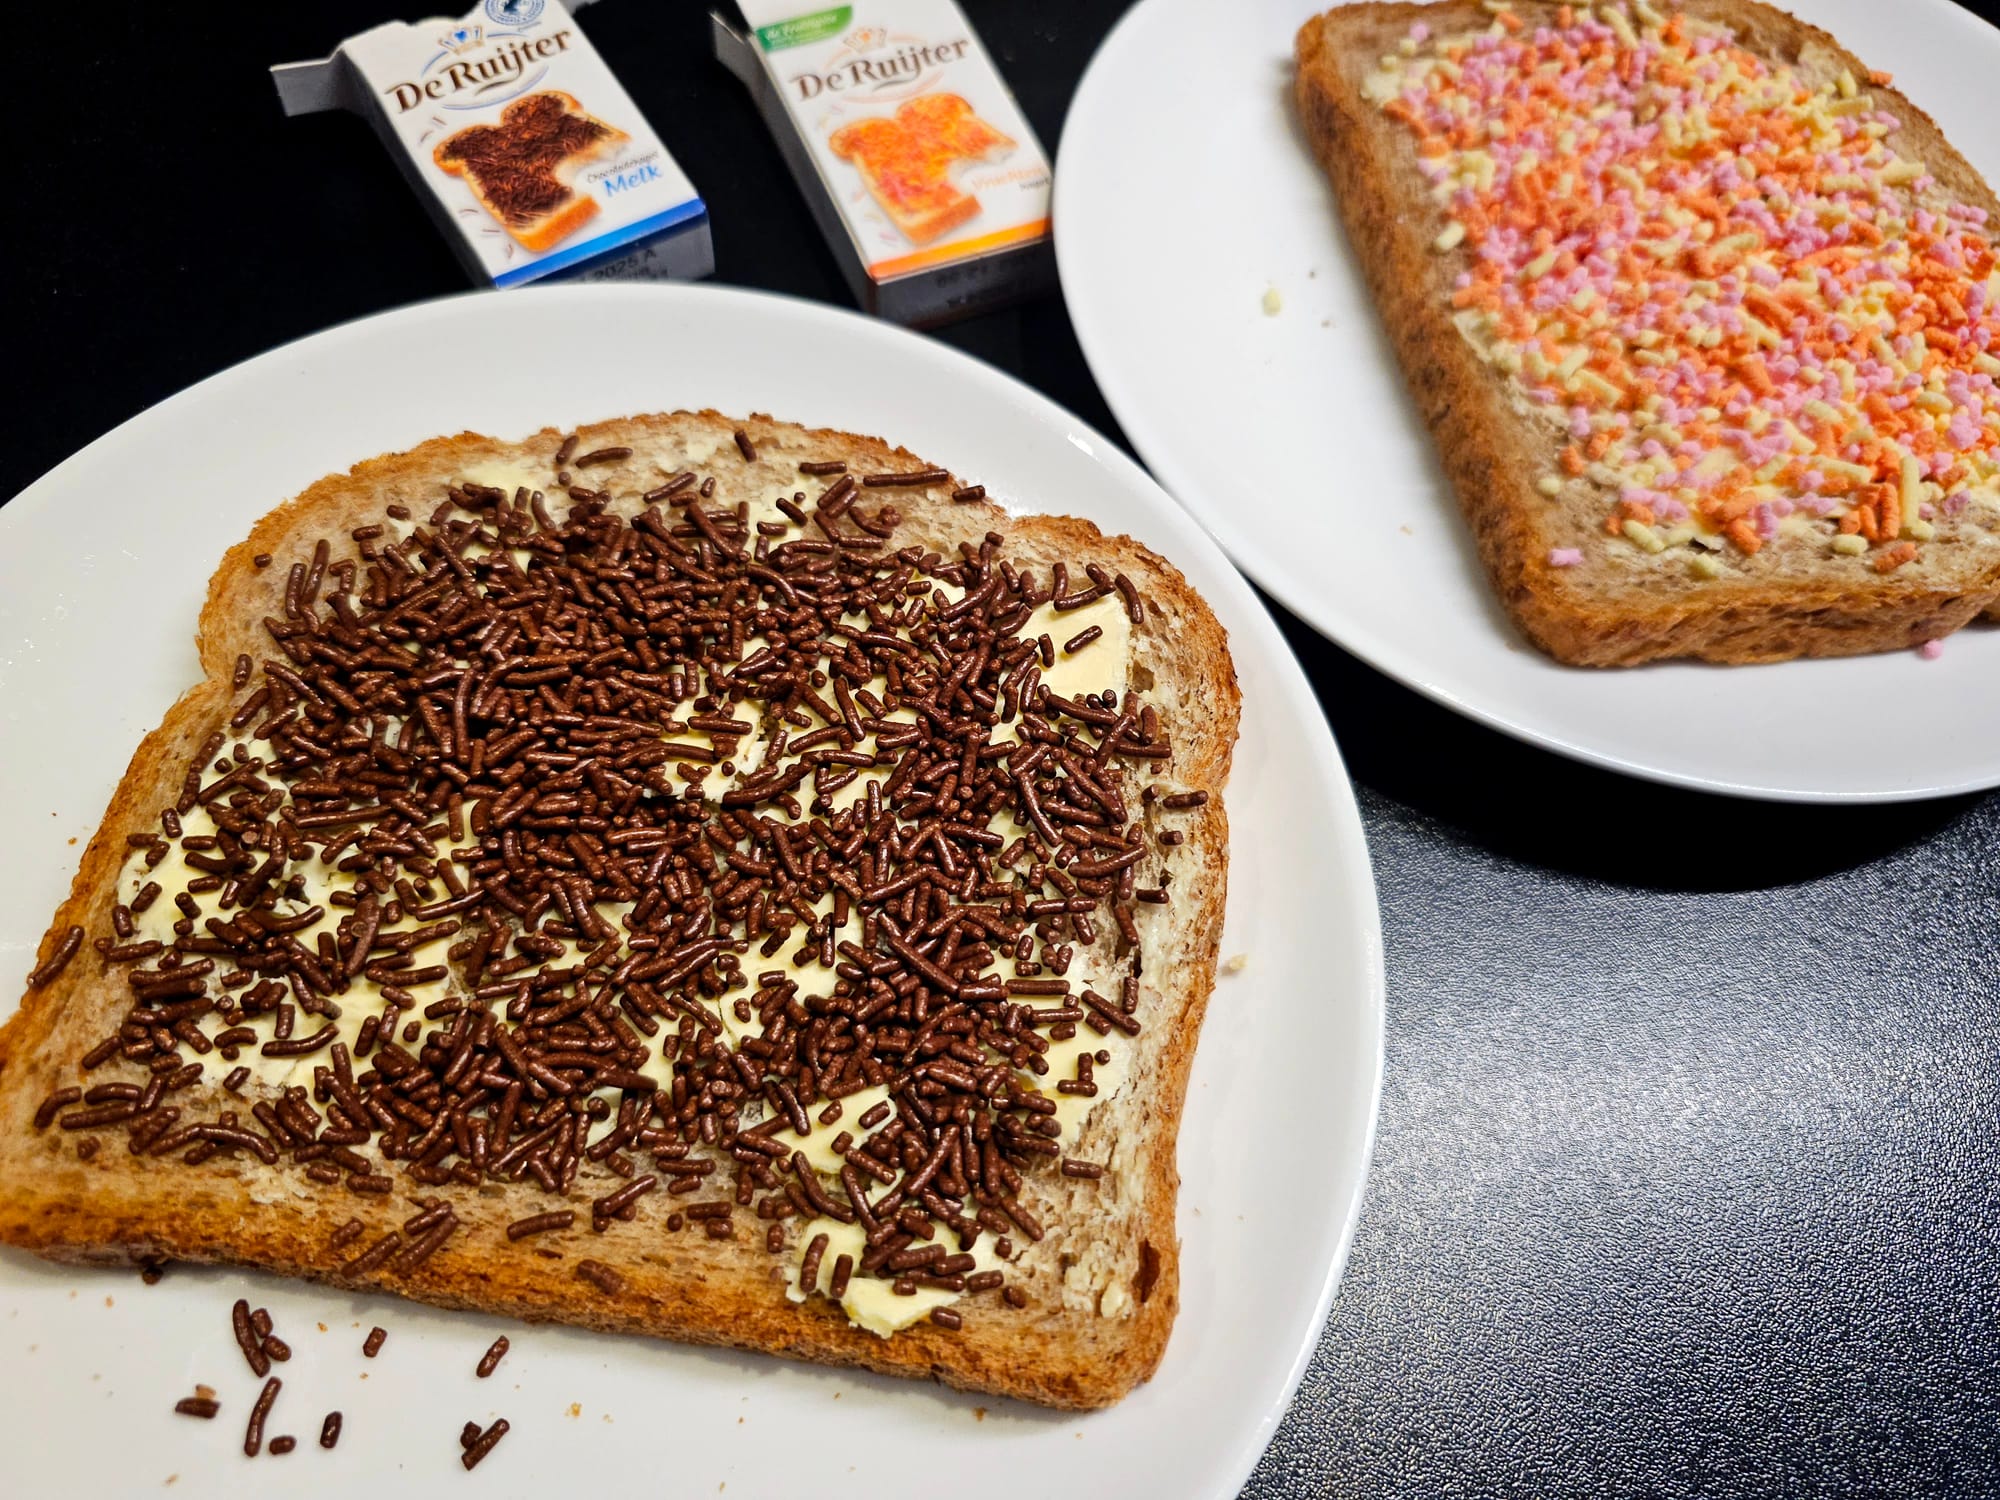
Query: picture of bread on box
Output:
[[830, 93, 1015, 245], [434, 90, 626, 252]]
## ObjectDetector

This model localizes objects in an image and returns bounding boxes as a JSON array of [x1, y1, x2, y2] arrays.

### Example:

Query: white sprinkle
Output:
[[1621, 519, 1666, 554], [1261, 287, 1282, 317], [1222, 954, 1250, 975]]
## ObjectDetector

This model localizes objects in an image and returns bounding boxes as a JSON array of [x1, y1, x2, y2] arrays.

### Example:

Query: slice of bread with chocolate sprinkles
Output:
[[0, 410, 1238, 1410], [1299, 0, 2000, 665]]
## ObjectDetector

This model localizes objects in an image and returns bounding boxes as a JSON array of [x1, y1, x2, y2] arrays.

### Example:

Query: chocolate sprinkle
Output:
[[244, 1376, 281, 1457], [475, 1336, 510, 1378], [174, 1397, 220, 1419], [506, 1210, 575, 1240], [25, 926, 83, 989], [33, 1088, 80, 1130], [862, 468, 950, 487], [362, 1326, 387, 1358], [320, 1411, 343, 1449], [232, 1298, 270, 1378], [461, 1418, 510, 1471]]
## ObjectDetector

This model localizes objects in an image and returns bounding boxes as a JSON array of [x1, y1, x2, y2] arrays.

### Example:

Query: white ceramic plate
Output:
[[1057, 0, 2000, 802], [0, 284, 1383, 1498]]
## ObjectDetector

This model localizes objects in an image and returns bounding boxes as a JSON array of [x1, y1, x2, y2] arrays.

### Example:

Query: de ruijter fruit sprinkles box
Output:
[[714, 0, 1053, 325]]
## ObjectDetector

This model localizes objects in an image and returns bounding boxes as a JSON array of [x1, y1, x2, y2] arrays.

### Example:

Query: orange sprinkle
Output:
[[1561, 445, 1586, 476], [1876, 484, 1900, 542], [1724, 518, 1762, 556], [1873, 541, 1917, 573]]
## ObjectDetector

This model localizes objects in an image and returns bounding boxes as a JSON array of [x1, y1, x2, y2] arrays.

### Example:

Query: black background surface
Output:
[[11, 2, 2000, 1494]]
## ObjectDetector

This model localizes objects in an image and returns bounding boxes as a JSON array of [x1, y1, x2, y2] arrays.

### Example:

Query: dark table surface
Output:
[[13, 2, 2000, 1494]]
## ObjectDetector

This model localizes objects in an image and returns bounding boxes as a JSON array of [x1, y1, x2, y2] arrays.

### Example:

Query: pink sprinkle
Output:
[[1918, 639, 1944, 661], [1548, 548, 1584, 568]]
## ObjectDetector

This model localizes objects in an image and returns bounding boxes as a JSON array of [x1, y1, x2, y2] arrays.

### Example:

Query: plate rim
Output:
[[0, 280, 1386, 1500], [1055, 0, 2000, 805]]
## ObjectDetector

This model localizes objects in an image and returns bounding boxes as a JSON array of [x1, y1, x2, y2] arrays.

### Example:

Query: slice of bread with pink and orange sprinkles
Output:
[[1299, 0, 2000, 665]]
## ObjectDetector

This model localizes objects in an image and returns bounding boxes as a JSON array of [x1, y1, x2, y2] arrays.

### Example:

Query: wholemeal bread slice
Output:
[[0, 410, 1238, 1410], [1297, 0, 2000, 665]]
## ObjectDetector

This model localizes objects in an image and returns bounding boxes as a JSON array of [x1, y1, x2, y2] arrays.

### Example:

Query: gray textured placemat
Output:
[[1244, 786, 2000, 1497]]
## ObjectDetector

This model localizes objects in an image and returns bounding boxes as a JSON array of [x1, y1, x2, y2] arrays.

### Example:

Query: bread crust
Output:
[[1296, 0, 2000, 666], [0, 411, 1239, 1410]]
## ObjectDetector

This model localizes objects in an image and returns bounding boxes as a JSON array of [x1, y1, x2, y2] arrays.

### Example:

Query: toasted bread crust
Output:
[[0, 411, 1238, 1410], [889, 192, 980, 246], [512, 193, 601, 253], [1296, 0, 2000, 665]]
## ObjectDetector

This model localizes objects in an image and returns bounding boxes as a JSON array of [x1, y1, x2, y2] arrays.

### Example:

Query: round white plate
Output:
[[0, 284, 1383, 1498], [1057, 0, 2000, 802]]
